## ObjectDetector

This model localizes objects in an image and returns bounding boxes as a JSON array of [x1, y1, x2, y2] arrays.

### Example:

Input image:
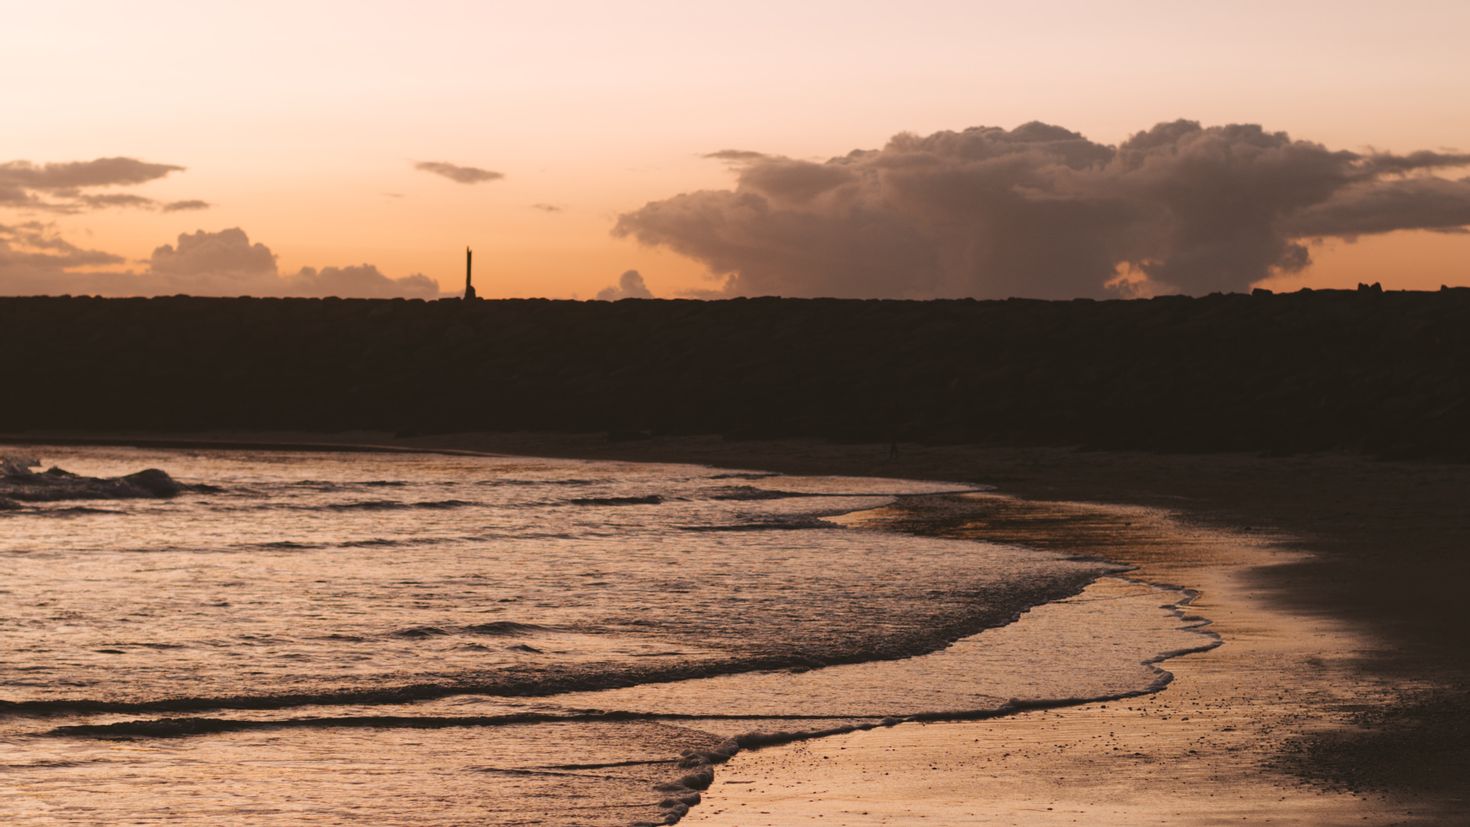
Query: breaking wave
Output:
[[567, 494, 665, 507], [0, 455, 184, 502]]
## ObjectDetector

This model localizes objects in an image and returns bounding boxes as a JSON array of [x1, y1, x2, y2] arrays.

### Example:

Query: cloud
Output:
[[531, 203, 563, 213], [0, 157, 207, 214], [595, 269, 654, 300], [146, 228, 277, 285], [75, 193, 160, 210], [1285, 176, 1470, 237], [414, 161, 504, 184], [615, 120, 1470, 298], [0, 226, 441, 298], [1361, 151, 1470, 175], [0, 223, 126, 268], [285, 265, 441, 299], [703, 149, 770, 165], [0, 222, 129, 295], [162, 199, 211, 212], [0, 158, 182, 189]]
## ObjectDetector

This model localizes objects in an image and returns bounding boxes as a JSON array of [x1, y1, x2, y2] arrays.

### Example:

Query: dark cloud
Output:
[[0, 157, 206, 214], [616, 120, 1470, 298], [0, 226, 441, 298], [1361, 151, 1470, 175], [595, 269, 653, 300], [531, 203, 563, 213], [1285, 176, 1470, 237], [414, 161, 504, 184]]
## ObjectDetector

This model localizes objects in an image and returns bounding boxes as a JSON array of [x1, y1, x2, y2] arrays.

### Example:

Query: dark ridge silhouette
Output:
[[1, 289, 1467, 459]]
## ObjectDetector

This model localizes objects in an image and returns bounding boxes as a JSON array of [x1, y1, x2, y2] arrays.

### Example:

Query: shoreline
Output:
[[644, 569, 1224, 826], [687, 493, 1432, 824], [6, 430, 1467, 820]]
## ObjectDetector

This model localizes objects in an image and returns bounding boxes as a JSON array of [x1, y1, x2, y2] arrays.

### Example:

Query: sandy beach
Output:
[[686, 494, 1428, 824], [5, 431, 1466, 824]]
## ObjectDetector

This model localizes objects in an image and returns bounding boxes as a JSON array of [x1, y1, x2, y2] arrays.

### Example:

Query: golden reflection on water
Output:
[[1, 447, 1203, 825]]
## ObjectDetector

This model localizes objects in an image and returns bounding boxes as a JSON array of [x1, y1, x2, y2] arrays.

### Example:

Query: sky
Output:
[[3, 0, 1468, 299]]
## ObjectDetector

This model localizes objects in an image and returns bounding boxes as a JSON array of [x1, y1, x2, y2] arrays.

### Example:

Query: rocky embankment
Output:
[[1, 288, 1466, 458]]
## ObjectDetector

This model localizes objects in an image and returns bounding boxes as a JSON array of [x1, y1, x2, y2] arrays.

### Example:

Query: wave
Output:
[[567, 495, 664, 507], [322, 499, 477, 512], [48, 709, 683, 739], [287, 479, 411, 491], [463, 621, 551, 636], [485, 478, 602, 487], [0, 457, 184, 502], [390, 621, 552, 639], [250, 540, 324, 550], [338, 537, 409, 548], [46, 641, 1220, 741], [4, 501, 194, 517], [184, 483, 226, 494], [0, 454, 42, 476], [706, 486, 813, 501], [679, 517, 835, 532], [0, 567, 1100, 720]]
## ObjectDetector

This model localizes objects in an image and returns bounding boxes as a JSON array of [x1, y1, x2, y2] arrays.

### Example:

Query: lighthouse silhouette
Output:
[[463, 246, 477, 301]]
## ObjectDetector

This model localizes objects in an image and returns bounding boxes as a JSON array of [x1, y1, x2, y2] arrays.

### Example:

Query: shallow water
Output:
[[0, 446, 1200, 825]]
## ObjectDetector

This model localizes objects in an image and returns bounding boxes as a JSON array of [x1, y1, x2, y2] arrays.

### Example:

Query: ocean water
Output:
[[0, 446, 1208, 825]]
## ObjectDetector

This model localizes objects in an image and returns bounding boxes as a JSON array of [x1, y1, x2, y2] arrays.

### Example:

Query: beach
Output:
[[3, 431, 1466, 823], [406, 433, 1470, 823], [686, 494, 1423, 824]]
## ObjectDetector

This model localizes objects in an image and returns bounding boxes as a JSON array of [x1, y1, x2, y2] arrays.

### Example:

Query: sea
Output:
[[0, 445, 1209, 825]]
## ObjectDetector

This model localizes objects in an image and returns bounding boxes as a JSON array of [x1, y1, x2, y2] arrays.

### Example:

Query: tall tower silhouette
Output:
[[463, 246, 477, 300]]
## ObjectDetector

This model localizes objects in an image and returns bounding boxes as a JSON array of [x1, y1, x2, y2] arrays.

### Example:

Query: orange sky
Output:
[[4, 1, 1468, 297]]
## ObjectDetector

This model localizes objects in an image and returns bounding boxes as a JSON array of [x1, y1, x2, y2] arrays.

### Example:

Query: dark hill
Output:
[[2, 289, 1467, 459]]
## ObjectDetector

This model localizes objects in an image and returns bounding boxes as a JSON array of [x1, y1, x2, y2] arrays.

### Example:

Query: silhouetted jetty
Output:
[[3, 290, 1469, 459]]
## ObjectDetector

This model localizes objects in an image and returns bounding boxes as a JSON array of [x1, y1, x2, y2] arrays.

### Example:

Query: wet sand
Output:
[[7, 431, 1468, 822], [687, 495, 1429, 824]]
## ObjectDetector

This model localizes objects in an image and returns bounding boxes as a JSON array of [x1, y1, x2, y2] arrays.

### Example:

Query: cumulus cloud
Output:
[[285, 265, 441, 299], [414, 161, 504, 184], [616, 120, 1470, 298], [0, 226, 441, 298], [145, 228, 278, 288], [595, 269, 654, 300], [0, 157, 209, 214]]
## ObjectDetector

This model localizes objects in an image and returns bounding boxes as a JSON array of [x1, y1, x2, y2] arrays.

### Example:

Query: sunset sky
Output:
[[4, 1, 1468, 299]]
